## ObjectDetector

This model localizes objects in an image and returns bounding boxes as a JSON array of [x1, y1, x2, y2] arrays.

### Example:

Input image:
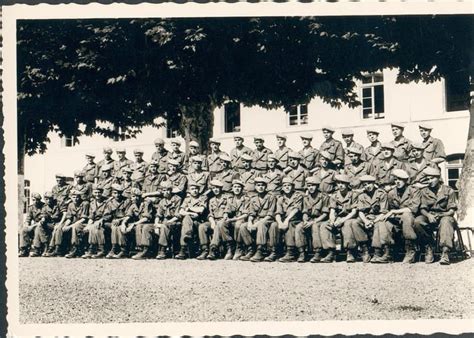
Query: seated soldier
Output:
[[239, 177, 277, 262], [118, 166, 135, 199], [18, 193, 44, 257], [284, 152, 308, 192], [298, 134, 319, 172], [382, 169, 421, 264], [414, 167, 458, 265], [251, 137, 273, 174], [230, 136, 252, 174], [176, 182, 207, 260], [153, 181, 182, 260], [187, 155, 210, 195], [166, 159, 188, 198], [81, 184, 108, 259], [274, 134, 292, 171], [275, 177, 304, 263], [73, 170, 92, 201], [236, 153, 258, 197], [295, 177, 330, 263], [119, 188, 154, 260], [141, 160, 165, 198], [203, 180, 229, 260], [220, 179, 250, 260], [51, 189, 90, 258], [263, 154, 283, 196], [96, 164, 114, 198], [344, 146, 369, 191], [151, 138, 169, 174], [37, 192, 62, 257], [356, 175, 389, 263], [312, 150, 337, 195], [216, 154, 236, 195], [104, 184, 132, 259], [369, 143, 405, 192]]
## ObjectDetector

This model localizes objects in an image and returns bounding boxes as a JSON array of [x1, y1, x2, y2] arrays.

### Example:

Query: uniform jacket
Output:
[[285, 165, 308, 191], [183, 152, 208, 174], [387, 186, 421, 215], [156, 195, 182, 220], [142, 173, 165, 194], [180, 195, 208, 219], [25, 202, 45, 224], [216, 168, 237, 193], [390, 136, 412, 161], [422, 137, 446, 161], [237, 169, 258, 194], [344, 141, 366, 165], [364, 142, 384, 165], [103, 198, 131, 222], [225, 194, 250, 218], [97, 158, 116, 176], [82, 163, 99, 183], [319, 138, 344, 164], [312, 167, 336, 194], [329, 190, 356, 217], [187, 171, 210, 194], [151, 150, 170, 174], [114, 158, 134, 176], [251, 147, 273, 171], [130, 160, 149, 175], [344, 161, 369, 188], [207, 151, 228, 173], [230, 146, 253, 170], [166, 172, 187, 196], [65, 200, 90, 223], [369, 158, 405, 186], [303, 193, 329, 218], [125, 200, 154, 222], [356, 189, 388, 215], [73, 182, 92, 201], [169, 150, 185, 167], [274, 146, 293, 170], [275, 191, 304, 220], [88, 198, 108, 222], [248, 193, 277, 220], [208, 195, 229, 220], [40, 202, 62, 224], [420, 185, 457, 213], [298, 146, 319, 171], [96, 176, 114, 198], [263, 169, 283, 194], [405, 159, 429, 184], [52, 183, 72, 212]]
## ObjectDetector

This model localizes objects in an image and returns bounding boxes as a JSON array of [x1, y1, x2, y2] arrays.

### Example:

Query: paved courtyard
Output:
[[19, 257, 474, 324]]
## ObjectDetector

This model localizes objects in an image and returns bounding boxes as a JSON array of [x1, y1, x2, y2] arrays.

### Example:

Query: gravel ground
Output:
[[19, 257, 474, 324]]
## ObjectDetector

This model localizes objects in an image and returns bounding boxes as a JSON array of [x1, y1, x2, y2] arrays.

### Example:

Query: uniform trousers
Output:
[[308, 221, 336, 250], [239, 218, 279, 247], [386, 212, 417, 241], [218, 219, 244, 244], [341, 218, 369, 249], [414, 215, 456, 249], [50, 221, 85, 247], [154, 221, 180, 247], [88, 222, 111, 246], [19, 222, 54, 248]]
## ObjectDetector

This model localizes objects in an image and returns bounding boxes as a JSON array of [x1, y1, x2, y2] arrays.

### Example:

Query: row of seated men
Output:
[[19, 135, 457, 265]]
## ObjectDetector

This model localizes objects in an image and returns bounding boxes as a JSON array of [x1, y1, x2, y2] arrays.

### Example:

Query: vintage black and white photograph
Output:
[[2, 1, 473, 336]]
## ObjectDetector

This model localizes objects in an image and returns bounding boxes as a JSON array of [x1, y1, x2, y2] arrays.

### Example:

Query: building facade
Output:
[[23, 68, 470, 208]]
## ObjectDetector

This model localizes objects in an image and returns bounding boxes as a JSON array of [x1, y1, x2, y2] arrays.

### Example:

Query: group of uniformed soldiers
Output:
[[19, 122, 459, 265]]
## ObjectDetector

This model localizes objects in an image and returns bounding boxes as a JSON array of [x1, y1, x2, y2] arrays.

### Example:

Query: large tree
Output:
[[17, 15, 472, 222]]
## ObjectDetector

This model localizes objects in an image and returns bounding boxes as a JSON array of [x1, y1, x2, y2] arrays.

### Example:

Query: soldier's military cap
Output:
[[70, 189, 82, 196], [422, 167, 441, 177], [267, 154, 278, 161], [171, 138, 181, 145], [103, 147, 113, 154], [359, 175, 377, 182], [130, 188, 142, 196], [187, 181, 200, 187], [366, 128, 380, 135], [55, 173, 66, 178], [116, 147, 126, 153], [92, 184, 103, 191], [209, 138, 221, 144], [168, 159, 180, 166], [149, 160, 159, 167], [282, 177, 294, 185], [254, 177, 269, 184], [241, 154, 253, 161], [154, 138, 165, 145], [322, 126, 335, 133], [210, 179, 224, 188], [306, 176, 322, 185], [232, 179, 244, 186], [254, 137, 264, 142], [381, 143, 395, 150], [391, 122, 405, 129], [160, 181, 173, 189], [431, 157, 445, 165], [111, 184, 124, 192], [133, 149, 144, 155], [219, 154, 232, 162], [347, 146, 363, 155], [411, 142, 427, 150], [191, 155, 203, 163], [288, 151, 302, 160], [43, 191, 53, 198], [419, 123, 433, 130], [233, 136, 244, 140], [74, 170, 85, 177], [342, 129, 354, 136], [85, 153, 95, 158], [335, 174, 351, 184], [189, 140, 200, 147], [101, 164, 112, 171], [392, 169, 410, 180], [122, 166, 133, 173], [300, 133, 313, 140], [319, 150, 333, 160], [32, 193, 42, 200], [276, 134, 287, 139]]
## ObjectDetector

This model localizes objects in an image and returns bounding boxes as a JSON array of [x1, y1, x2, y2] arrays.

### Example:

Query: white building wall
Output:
[[24, 68, 470, 195]]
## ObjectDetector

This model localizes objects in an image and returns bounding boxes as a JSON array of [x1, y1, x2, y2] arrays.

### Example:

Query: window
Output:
[[287, 104, 308, 126], [361, 73, 385, 120], [23, 179, 30, 214], [445, 153, 464, 198], [61, 135, 77, 147], [113, 125, 130, 142], [166, 123, 180, 138], [445, 70, 470, 112], [224, 102, 241, 133]]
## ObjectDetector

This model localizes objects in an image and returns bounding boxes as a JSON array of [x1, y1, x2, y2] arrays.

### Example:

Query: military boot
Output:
[[297, 248, 306, 263], [240, 246, 255, 261], [42, 245, 51, 257], [346, 249, 356, 263], [224, 242, 234, 260], [371, 248, 383, 264], [174, 246, 188, 260], [207, 246, 218, 260], [321, 249, 335, 263], [310, 249, 322, 263], [106, 246, 117, 259], [18, 248, 28, 257], [155, 246, 167, 260], [439, 246, 450, 265], [402, 241, 416, 264], [81, 247, 94, 259], [361, 244, 371, 263], [264, 247, 278, 262], [424, 244, 434, 264], [114, 247, 128, 259], [65, 246, 78, 259], [378, 245, 393, 264], [250, 246, 264, 262], [233, 246, 243, 260], [91, 245, 105, 259], [45, 245, 60, 257], [279, 247, 296, 263], [29, 247, 41, 257], [197, 245, 209, 260], [133, 246, 149, 260]]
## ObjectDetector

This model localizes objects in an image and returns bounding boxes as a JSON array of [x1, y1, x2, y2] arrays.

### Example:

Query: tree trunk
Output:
[[18, 133, 26, 227], [457, 98, 473, 226], [179, 101, 215, 155]]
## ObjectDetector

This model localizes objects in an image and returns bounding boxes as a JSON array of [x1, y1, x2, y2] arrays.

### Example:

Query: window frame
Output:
[[286, 104, 309, 127], [61, 135, 77, 148], [445, 153, 464, 198], [223, 102, 242, 134], [360, 73, 385, 120], [23, 179, 30, 214]]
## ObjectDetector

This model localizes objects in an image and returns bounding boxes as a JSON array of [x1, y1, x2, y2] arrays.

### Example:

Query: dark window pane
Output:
[[362, 87, 371, 98], [363, 98, 372, 108], [448, 179, 458, 190], [362, 109, 372, 119], [446, 70, 470, 112], [300, 104, 308, 115], [374, 85, 384, 115], [289, 115, 298, 125], [448, 168, 460, 179], [374, 74, 383, 83], [225, 102, 241, 133], [362, 76, 372, 84]]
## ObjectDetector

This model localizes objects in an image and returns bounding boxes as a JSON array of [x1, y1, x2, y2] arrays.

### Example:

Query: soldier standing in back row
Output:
[[319, 126, 344, 168], [236, 154, 258, 196], [186, 155, 210, 195], [419, 123, 446, 162], [284, 152, 308, 192], [230, 136, 252, 174], [251, 137, 273, 174], [273, 134, 292, 171], [151, 138, 170, 174], [298, 134, 319, 172], [263, 155, 283, 196], [390, 123, 412, 162], [341, 129, 366, 166], [169, 139, 185, 169], [364, 128, 383, 165], [97, 147, 116, 178], [82, 153, 99, 184], [183, 141, 205, 174], [207, 139, 227, 179], [114, 148, 134, 178]]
